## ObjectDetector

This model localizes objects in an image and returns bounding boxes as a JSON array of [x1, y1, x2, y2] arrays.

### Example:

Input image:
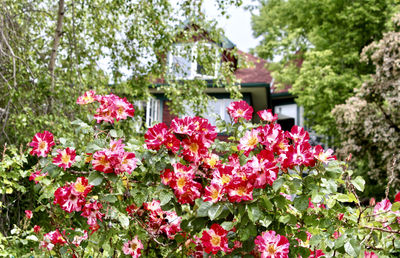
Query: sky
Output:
[[203, 0, 261, 53]]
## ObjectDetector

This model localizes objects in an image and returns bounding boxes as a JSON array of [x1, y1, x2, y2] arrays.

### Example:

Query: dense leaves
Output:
[[0, 0, 242, 146], [333, 14, 400, 197], [1, 95, 399, 257], [251, 0, 397, 140]]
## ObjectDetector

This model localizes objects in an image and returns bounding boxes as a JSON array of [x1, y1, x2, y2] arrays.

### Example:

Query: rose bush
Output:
[[1, 92, 400, 257]]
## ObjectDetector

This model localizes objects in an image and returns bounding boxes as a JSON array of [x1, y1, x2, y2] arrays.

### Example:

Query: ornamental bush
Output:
[[1, 92, 400, 257]]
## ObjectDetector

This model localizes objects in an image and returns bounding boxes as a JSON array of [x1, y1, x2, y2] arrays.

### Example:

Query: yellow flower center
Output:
[[85, 156, 93, 163], [208, 157, 218, 168], [98, 156, 109, 166], [38, 141, 47, 150], [247, 135, 258, 147], [74, 182, 86, 193], [61, 154, 71, 164], [211, 235, 221, 247], [189, 143, 199, 153], [130, 243, 137, 250], [177, 177, 186, 189], [117, 106, 124, 115], [237, 186, 246, 196], [237, 109, 244, 116], [267, 244, 276, 254], [211, 189, 219, 200], [221, 175, 231, 185]]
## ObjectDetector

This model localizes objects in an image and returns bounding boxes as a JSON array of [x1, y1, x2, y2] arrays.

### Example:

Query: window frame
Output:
[[167, 42, 220, 80]]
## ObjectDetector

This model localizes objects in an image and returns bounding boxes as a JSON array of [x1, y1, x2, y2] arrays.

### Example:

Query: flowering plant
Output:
[[2, 93, 400, 257]]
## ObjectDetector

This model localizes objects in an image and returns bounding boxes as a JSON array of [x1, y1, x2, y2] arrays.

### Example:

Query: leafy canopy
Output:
[[251, 0, 397, 140]]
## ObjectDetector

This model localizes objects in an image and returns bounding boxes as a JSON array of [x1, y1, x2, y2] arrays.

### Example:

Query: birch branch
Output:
[[49, 0, 65, 98]]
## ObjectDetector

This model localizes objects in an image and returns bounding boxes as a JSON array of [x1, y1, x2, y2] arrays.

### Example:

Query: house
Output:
[[137, 23, 303, 132]]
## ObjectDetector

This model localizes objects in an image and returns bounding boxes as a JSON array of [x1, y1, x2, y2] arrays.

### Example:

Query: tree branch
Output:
[[49, 0, 65, 100], [362, 226, 400, 234]]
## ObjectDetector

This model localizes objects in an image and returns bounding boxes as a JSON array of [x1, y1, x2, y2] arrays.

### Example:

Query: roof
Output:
[[234, 50, 273, 85]]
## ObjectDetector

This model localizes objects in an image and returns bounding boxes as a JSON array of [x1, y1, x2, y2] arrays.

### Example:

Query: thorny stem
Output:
[[362, 226, 400, 234], [385, 155, 396, 200]]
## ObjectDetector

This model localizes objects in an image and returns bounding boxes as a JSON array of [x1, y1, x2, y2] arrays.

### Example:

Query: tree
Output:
[[251, 0, 397, 141], [0, 0, 242, 147], [333, 14, 400, 197]]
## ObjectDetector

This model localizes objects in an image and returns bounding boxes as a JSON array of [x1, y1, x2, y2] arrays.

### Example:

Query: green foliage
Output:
[[251, 0, 398, 140], [2, 99, 399, 257], [0, 145, 35, 239], [0, 0, 242, 147], [333, 14, 400, 196]]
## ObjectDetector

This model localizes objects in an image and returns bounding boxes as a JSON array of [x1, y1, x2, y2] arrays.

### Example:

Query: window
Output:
[[168, 43, 219, 80], [275, 104, 303, 127], [134, 98, 162, 128]]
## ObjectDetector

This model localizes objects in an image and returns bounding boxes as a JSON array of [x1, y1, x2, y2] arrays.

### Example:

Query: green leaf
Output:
[[26, 235, 38, 241], [196, 200, 213, 217], [351, 176, 365, 192], [344, 239, 360, 256], [118, 214, 130, 229], [208, 203, 224, 220], [309, 234, 322, 246], [260, 196, 274, 210], [272, 177, 285, 192], [221, 221, 234, 231], [335, 193, 350, 202], [247, 203, 263, 222], [86, 143, 102, 153], [259, 216, 273, 228], [278, 214, 291, 224], [326, 197, 336, 209], [334, 235, 346, 248], [294, 196, 309, 211], [239, 223, 257, 241], [159, 191, 174, 205], [59, 137, 67, 145], [88, 171, 104, 186], [392, 202, 400, 212], [273, 195, 287, 208], [110, 129, 117, 138], [101, 195, 118, 203]]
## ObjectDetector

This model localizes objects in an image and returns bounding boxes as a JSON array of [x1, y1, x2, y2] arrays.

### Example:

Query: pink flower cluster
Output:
[[187, 223, 241, 256], [373, 195, 400, 226], [39, 229, 88, 251], [77, 91, 135, 123], [29, 131, 55, 157], [76, 90, 96, 105], [146, 104, 336, 206], [145, 116, 217, 162], [123, 236, 143, 257], [200, 223, 229, 254], [254, 230, 290, 258], [53, 177, 93, 213], [92, 139, 138, 174], [40, 229, 66, 251], [52, 147, 77, 170], [237, 116, 336, 171], [227, 100, 253, 123], [126, 200, 182, 240], [53, 177, 104, 230]]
